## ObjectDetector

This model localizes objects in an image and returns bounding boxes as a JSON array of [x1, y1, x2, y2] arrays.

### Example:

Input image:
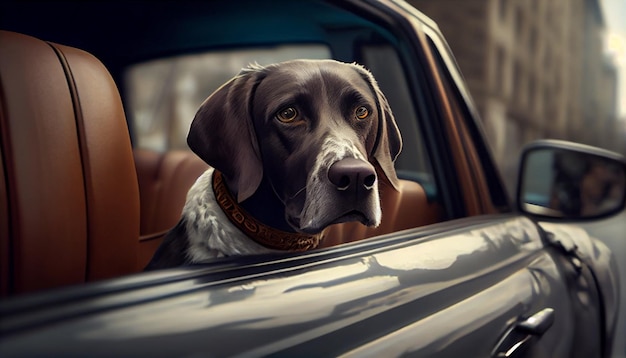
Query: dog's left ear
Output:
[[352, 64, 403, 191]]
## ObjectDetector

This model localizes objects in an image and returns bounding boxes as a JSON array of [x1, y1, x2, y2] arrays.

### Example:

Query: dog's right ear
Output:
[[350, 63, 403, 191], [187, 65, 266, 202]]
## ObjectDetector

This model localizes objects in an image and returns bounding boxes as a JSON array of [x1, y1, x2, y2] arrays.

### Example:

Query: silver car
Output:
[[0, 0, 624, 357]]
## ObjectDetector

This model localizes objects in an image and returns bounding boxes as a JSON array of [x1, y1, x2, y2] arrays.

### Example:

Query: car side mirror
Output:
[[517, 140, 626, 220]]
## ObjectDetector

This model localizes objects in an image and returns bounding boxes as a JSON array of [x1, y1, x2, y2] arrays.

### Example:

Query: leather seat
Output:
[[133, 149, 208, 268], [0, 31, 140, 296]]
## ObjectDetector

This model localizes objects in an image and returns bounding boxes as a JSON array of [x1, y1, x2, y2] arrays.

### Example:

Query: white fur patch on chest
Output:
[[182, 168, 276, 262]]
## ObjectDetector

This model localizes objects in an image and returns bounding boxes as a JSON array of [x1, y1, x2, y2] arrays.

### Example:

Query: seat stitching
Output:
[[46, 42, 91, 282]]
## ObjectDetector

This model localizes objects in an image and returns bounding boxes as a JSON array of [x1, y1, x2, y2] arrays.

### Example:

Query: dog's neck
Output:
[[213, 171, 321, 251]]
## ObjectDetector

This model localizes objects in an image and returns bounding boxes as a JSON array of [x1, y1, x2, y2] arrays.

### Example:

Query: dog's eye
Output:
[[355, 106, 369, 120], [276, 107, 298, 123]]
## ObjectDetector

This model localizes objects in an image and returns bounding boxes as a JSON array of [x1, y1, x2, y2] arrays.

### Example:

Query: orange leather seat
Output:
[[133, 149, 208, 268], [0, 31, 140, 296]]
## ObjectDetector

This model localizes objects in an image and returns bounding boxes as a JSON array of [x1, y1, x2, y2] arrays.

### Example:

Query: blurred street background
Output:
[[410, 0, 626, 195]]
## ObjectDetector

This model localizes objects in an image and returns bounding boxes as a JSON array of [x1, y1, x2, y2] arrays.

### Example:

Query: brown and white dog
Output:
[[146, 59, 402, 269]]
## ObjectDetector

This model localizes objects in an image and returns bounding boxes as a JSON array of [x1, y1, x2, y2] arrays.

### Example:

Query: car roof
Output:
[[2, 1, 413, 70]]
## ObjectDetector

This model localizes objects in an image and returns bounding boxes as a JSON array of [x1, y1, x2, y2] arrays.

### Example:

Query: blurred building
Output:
[[410, 0, 621, 186]]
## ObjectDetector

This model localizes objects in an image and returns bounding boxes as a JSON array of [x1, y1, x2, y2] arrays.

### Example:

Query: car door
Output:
[[0, 217, 574, 357]]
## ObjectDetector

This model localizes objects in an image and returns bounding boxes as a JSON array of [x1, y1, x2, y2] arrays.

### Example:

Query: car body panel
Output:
[[539, 222, 621, 348], [1, 216, 581, 357]]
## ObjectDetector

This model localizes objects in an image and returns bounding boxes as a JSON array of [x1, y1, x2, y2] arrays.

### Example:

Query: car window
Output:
[[124, 45, 331, 151], [121, 0, 448, 249], [124, 44, 440, 204]]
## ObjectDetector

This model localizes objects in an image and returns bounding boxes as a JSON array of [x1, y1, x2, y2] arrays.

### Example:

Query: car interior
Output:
[[0, 0, 448, 297]]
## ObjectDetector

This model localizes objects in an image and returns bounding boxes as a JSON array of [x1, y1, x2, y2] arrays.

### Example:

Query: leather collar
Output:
[[212, 170, 322, 251]]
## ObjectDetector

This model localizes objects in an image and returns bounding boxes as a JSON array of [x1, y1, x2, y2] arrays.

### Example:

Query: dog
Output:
[[145, 59, 402, 269]]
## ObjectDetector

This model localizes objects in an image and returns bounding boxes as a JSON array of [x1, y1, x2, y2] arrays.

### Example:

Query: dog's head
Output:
[[188, 59, 402, 234]]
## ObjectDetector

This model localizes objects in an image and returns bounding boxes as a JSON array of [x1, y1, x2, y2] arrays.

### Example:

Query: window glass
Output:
[[124, 45, 331, 151]]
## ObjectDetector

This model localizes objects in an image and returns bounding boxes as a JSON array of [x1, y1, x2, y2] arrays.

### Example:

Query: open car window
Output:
[[124, 41, 442, 212], [111, 0, 458, 256]]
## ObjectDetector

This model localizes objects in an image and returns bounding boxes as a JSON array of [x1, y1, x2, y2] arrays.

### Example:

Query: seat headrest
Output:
[[0, 31, 140, 296]]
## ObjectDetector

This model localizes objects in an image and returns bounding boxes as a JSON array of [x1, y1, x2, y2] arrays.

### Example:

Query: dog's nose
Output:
[[328, 158, 377, 191]]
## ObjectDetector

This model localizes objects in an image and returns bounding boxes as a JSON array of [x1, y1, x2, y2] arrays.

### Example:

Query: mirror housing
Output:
[[517, 140, 626, 221]]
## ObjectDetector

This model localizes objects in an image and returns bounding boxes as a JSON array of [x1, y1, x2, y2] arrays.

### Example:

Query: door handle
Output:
[[516, 308, 554, 335], [492, 308, 555, 358]]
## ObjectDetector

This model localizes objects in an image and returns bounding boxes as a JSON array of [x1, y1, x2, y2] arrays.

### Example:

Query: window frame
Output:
[[421, 28, 512, 213]]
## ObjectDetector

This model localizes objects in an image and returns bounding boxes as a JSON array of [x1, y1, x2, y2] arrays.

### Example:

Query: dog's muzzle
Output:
[[290, 152, 383, 234], [311, 157, 380, 229]]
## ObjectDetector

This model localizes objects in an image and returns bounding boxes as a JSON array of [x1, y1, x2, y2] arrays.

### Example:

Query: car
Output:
[[0, 0, 624, 357]]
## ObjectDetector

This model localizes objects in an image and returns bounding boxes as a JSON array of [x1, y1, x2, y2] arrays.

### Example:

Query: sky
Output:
[[601, 0, 626, 117]]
